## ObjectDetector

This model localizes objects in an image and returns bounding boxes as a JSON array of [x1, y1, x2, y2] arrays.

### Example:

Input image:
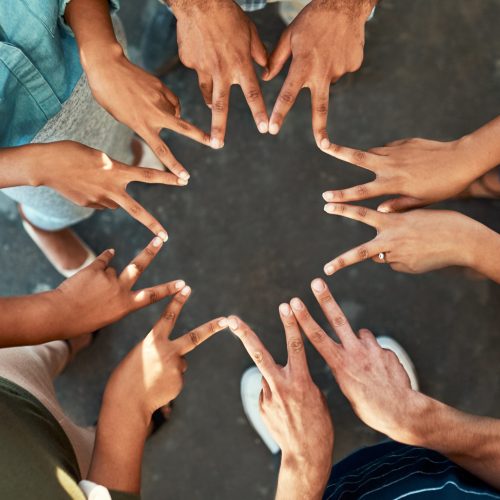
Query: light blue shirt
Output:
[[0, 0, 118, 148]]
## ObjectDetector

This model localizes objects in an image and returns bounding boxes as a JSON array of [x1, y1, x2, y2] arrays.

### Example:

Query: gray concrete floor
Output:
[[1, 0, 500, 498]]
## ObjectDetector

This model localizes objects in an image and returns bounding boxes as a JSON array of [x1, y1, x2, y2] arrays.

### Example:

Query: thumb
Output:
[[377, 196, 422, 213], [264, 30, 291, 80], [88, 249, 115, 271], [250, 24, 268, 68]]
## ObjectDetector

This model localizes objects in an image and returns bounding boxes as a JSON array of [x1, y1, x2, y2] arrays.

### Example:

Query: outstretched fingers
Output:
[[173, 317, 228, 355], [279, 302, 307, 371], [324, 240, 383, 276], [324, 202, 385, 229]]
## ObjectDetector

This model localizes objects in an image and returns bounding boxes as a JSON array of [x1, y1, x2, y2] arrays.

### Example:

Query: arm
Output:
[[227, 313, 333, 500], [88, 287, 227, 492], [65, 0, 209, 177], [409, 396, 500, 489], [293, 279, 500, 489]]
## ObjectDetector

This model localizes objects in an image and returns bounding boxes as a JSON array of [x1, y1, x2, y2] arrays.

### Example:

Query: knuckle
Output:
[[128, 203, 140, 216], [333, 315, 346, 327], [357, 246, 369, 260], [148, 290, 160, 304], [253, 350, 264, 364], [155, 144, 166, 158], [353, 150, 366, 163], [356, 206, 368, 218], [189, 330, 201, 346], [144, 247, 155, 258], [245, 88, 260, 103], [318, 293, 334, 305], [287, 337, 303, 353], [315, 103, 328, 115], [278, 91, 295, 105], [336, 257, 345, 269], [142, 168, 154, 181], [162, 310, 176, 321], [355, 185, 369, 197], [312, 330, 326, 343], [131, 262, 144, 274]]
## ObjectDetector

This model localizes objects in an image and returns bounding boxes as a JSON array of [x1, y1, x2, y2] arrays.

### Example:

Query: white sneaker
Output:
[[240, 367, 280, 454], [376, 336, 419, 391]]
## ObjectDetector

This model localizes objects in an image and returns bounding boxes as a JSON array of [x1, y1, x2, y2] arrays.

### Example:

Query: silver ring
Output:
[[378, 252, 386, 262]]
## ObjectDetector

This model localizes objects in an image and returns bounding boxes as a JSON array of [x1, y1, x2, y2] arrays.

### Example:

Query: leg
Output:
[[0, 340, 95, 477]]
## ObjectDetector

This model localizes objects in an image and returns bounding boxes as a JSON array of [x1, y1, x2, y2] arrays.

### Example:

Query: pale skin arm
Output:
[[88, 290, 227, 492], [227, 314, 333, 500], [291, 278, 500, 489]]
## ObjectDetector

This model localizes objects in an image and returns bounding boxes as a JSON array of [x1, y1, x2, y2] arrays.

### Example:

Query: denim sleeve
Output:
[[58, 0, 121, 36]]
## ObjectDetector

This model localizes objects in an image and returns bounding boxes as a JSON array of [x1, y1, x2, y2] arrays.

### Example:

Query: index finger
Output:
[[310, 84, 331, 149], [117, 193, 168, 241], [324, 240, 384, 276], [228, 316, 279, 383], [151, 286, 191, 340], [239, 69, 269, 133], [119, 236, 164, 287], [279, 302, 307, 371], [210, 79, 231, 149], [125, 164, 187, 187], [173, 317, 228, 355], [167, 116, 211, 147], [321, 143, 382, 173], [269, 62, 304, 135], [324, 203, 384, 229], [310, 279, 357, 347]]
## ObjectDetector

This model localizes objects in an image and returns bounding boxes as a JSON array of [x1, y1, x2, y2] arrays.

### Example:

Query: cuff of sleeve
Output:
[[59, 0, 121, 35]]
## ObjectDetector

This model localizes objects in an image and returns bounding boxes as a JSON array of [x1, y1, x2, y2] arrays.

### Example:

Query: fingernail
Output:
[[290, 298, 303, 310], [258, 121, 268, 134], [177, 178, 188, 186], [378, 206, 390, 213], [227, 316, 238, 331], [210, 138, 223, 149], [269, 123, 279, 135], [218, 318, 228, 328], [279, 303, 291, 316], [158, 231, 168, 242], [108, 248, 115, 255], [152, 236, 163, 248], [311, 278, 325, 292], [324, 204, 335, 214], [180, 171, 190, 180], [322, 192, 334, 202], [320, 138, 330, 150], [324, 264, 334, 275], [180, 286, 191, 296], [175, 280, 185, 290]]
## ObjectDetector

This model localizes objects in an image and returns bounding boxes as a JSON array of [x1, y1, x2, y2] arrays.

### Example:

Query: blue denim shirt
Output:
[[0, 0, 118, 147]]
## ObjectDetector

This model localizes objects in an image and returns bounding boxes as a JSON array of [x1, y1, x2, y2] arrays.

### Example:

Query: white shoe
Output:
[[21, 219, 96, 278], [241, 367, 280, 454], [376, 336, 419, 391]]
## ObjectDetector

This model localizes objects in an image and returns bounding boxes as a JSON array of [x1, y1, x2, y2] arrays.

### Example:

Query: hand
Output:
[[228, 313, 333, 499], [265, 0, 375, 146], [35, 141, 181, 238], [55, 237, 183, 337], [322, 137, 483, 212], [322, 204, 487, 275], [291, 279, 428, 444], [84, 49, 210, 178], [106, 289, 227, 422], [171, 0, 269, 147]]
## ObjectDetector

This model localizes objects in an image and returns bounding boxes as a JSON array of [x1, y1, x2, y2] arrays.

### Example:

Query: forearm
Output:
[[0, 145, 45, 189], [276, 453, 332, 500], [460, 115, 500, 179], [409, 395, 500, 488], [466, 222, 500, 283], [65, 0, 122, 71], [0, 292, 66, 347], [88, 389, 149, 494]]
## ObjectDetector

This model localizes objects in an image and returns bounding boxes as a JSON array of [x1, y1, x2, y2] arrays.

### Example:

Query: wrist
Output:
[[80, 40, 124, 76], [466, 221, 500, 276], [310, 0, 375, 20]]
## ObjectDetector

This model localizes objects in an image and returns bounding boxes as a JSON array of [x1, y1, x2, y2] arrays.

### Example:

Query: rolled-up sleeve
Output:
[[58, 0, 121, 35]]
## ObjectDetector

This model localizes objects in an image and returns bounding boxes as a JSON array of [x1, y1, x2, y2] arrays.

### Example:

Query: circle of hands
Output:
[[46, 0, 498, 484]]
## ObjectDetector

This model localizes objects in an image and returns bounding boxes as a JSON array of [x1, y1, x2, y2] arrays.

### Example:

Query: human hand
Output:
[[322, 137, 483, 211], [84, 49, 210, 178], [55, 237, 183, 337], [265, 0, 375, 146], [322, 204, 486, 275], [291, 279, 428, 444], [170, 0, 269, 147], [106, 288, 227, 422], [34, 141, 182, 238], [228, 313, 333, 499]]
